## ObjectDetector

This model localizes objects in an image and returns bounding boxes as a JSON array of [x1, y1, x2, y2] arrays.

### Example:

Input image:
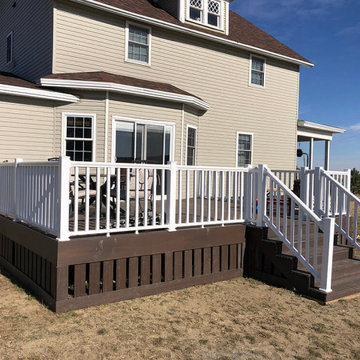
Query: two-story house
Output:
[[0, 0, 330, 169]]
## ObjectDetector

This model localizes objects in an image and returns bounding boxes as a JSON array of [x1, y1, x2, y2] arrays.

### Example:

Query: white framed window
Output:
[[125, 22, 151, 66], [250, 55, 266, 87], [62, 113, 96, 162], [6, 32, 13, 64], [186, 125, 197, 166], [112, 117, 175, 165], [187, 0, 223, 30], [236, 132, 253, 167]]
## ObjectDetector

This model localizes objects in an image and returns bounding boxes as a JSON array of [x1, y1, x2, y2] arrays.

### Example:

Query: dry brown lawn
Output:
[[1, 272, 360, 360]]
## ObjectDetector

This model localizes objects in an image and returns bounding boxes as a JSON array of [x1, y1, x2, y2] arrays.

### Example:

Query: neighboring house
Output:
[[1, 0, 323, 169]]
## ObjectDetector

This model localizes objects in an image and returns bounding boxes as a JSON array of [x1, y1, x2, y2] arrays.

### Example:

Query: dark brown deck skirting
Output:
[[55, 269, 242, 313], [0, 215, 246, 312]]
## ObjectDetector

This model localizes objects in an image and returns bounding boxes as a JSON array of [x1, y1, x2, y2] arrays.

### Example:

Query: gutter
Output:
[[40, 78, 211, 111], [69, 0, 314, 68], [0, 84, 79, 103]]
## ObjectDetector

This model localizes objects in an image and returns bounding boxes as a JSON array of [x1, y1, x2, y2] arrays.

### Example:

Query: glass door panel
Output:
[[146, 125, 164, 164], [115, 121, 135, 163]]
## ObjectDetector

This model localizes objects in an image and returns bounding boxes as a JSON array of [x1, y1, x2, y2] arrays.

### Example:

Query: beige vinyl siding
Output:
[[0, 96, 55, 162], [54, 0, 299, 170], [0, 0, 53, 82], [54, 91, 106, 162], [109, 94, 182, 163]]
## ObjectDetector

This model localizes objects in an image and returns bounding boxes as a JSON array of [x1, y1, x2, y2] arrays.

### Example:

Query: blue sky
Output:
[[230, 0, 360, 170]]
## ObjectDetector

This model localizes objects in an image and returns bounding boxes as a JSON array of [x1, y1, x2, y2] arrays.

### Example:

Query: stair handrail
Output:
[[256, 165, 335, 293], [320, 169, 360, 251]]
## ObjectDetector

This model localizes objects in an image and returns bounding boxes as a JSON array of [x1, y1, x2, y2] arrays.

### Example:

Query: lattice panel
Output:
[[190, 0, 203, 9], [208, 0, 220, 14]]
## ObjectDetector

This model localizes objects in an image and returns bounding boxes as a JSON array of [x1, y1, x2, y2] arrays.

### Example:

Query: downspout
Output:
[[180, 104, 185, 165], [104, 91, 109, 162]]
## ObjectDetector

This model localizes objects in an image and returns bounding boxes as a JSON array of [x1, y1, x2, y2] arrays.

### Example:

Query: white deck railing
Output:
[[256, 165, 335, 293], [317, 169, 360, 251], [175, 166, 252, 228], [0, 158, 355, 292]]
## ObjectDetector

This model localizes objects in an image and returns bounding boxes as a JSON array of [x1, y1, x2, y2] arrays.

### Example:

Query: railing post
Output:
[[13, 158, 23, 220], [299, 167, 309, 219], [256, 164, 266, 227], [346, 168, 351, 191], [314, 166, 322, 216], [320, 217, 335, 293], [167, 161, 177, 232], [57, 156, 71, 242], [244, 165, 253, 223]]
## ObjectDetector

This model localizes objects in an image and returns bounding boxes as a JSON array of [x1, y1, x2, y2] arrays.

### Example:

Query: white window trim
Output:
[[6, 31, 13, 65], [186, 0, 224, 31], [249, 54, 266, 89], [62, 113, 97, 162], [236, 131, 253, 168], [112, 116, 176, 164], [125, 21, 152, 67], [185, 125, 198, 166]]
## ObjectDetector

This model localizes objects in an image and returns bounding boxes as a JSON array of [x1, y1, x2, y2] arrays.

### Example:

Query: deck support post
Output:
[[167, 161, 177, 232], [256, 164, 266, 227], [320, 217, 335, 293], [57, 156, 71, 242]]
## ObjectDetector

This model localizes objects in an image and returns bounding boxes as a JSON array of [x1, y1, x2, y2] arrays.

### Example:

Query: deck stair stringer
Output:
[[244, 225, 327, 302]]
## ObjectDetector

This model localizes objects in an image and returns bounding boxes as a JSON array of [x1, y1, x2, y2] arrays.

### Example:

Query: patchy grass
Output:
[[0, 273, 360, 359]]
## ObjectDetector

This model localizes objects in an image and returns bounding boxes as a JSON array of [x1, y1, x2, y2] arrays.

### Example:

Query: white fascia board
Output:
[[40, 78, 210, 111], [0, 84, 79, 103], [297, 129, 333, 141], [69, 0, 314, 68], [298, 120, 345, 134]]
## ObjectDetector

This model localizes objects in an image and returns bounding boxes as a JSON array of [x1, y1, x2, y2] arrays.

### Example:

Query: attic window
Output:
[[189, 0, 203, 22], [188, 0, 223, 30], [208, 1, 220, 27]]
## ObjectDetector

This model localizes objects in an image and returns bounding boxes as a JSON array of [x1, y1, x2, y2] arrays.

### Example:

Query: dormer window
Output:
[[187, 0, 224, 30], [208, 1, 220, 27], [189, 0, 203, 22]]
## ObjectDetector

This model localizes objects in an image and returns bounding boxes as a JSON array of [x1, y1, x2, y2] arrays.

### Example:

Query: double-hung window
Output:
[[64, 115, 95, 161], [186, 126, 197, 166], [188, 0, 222, 29], [237, 133, 252, 167], [6, 32, 13, 64], [126, 23, 151, 65], [250, 56, 266, 87]]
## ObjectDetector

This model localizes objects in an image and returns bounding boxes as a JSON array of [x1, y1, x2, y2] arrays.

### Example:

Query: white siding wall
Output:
[[0, 0, 53, 82], [53, 0, 299, 170]]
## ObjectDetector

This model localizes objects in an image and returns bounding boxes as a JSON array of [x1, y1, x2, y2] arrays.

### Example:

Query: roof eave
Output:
[[0, 84, 79, 103], [40, 78, 210, 111], [297, 120, 346, 134], [69, 0, 314, 68]]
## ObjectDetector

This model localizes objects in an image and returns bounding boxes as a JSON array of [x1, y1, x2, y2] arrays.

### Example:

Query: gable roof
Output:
[[41, 71, 210, 111], [0, 72, 78, 102], [69, 0, 313, 67]]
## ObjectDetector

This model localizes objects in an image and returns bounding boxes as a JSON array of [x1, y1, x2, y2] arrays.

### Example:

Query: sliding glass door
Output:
[[115, 120, 173, 164]]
